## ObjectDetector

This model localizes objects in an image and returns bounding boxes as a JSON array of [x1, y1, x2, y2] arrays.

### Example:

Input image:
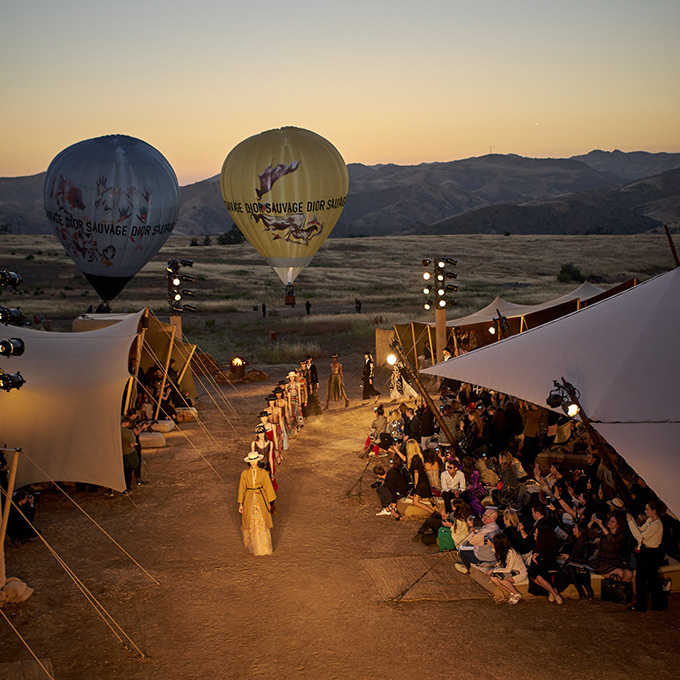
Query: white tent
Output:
[[423, 268, 680, 517], [0, 311, 144, 492]]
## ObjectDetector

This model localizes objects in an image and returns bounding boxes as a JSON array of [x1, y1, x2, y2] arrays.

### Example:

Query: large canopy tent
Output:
[[394, 279, 637, 366], [1, 311, 144, 493], [422, 268, 680, 518]]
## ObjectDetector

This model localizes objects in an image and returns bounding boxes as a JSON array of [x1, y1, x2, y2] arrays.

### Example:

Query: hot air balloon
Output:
[[44, 134, 180, 302], [220, 127, 349, 286]]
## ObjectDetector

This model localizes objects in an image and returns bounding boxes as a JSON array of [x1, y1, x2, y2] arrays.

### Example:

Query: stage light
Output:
[[386, 353, 397, 366], [171, 276, 181, 286], [422, 271, 431, 281], [0, 270, 22, 289], [0, 307, 24, 326], [445, 285, 458, 293], [445, 272, 458, 279], [0, 338, 25, 357], [443, 258, 458, 266], [423, 286, 431, 295], [422, 259, 432, 267], [438, 299, 446, 308], [424, 300, 432, 310], [437, 259, 446, 268], [564, 402, 580, 418], [0, 369, 25, 392], [546, 390, 563, 408], [180, 259, 194, 268], [181, 289, 195, 297], [181, 304, 196, 312], [173, 292, 182, 302]]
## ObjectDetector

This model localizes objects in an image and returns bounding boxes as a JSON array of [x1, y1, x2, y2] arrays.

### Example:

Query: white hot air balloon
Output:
[[44, 135, 180, 301]]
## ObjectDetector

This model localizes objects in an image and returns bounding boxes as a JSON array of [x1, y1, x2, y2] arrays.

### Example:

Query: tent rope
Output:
[[0, 609, 55, 680], [0, 489, 146, 658], [18, 451, 160, 586]]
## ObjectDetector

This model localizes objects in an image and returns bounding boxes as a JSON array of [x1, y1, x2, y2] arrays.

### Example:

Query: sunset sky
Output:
[[1, 0, 679, 185]]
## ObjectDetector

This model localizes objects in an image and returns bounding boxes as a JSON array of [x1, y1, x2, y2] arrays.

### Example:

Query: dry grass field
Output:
[[2, 232, 679, 680], [1, 233, 676, 364]]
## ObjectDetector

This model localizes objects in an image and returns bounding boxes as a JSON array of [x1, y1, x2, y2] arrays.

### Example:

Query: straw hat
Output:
[[244, 451, 264, 463]]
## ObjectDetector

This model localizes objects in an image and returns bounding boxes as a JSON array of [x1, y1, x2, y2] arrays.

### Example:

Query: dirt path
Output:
[[2, 370, 679, 679]]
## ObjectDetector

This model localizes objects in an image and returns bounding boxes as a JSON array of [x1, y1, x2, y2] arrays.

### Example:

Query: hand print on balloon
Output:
[[44, 135, 180, 302]]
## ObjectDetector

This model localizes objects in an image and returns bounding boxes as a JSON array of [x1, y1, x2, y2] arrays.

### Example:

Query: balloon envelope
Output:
[[44, 135, 180, 301], [220, 127, 349, 285]]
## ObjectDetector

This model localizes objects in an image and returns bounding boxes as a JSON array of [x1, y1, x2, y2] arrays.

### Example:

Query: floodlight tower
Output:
[[422, 258, 458, 363]]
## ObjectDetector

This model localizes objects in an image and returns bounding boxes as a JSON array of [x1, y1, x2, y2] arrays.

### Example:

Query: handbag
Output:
[[437, 526, 456, 551], [600, 574, 633, 604]]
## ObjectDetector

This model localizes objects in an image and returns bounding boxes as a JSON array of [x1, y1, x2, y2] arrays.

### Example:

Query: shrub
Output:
[[259, 340, 322, 364], [557, 263, 585, 283]]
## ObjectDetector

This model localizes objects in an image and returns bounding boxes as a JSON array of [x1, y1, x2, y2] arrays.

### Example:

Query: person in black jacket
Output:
[[373, 461, 408, 519]]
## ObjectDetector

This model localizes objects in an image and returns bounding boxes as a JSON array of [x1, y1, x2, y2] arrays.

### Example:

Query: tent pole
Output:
[[391, 340, 462, 458], [126, 310, 149, 412], [176, 345, 196, 386], [560, 378, 635, 508], [0, 448, 21, 588], [153, 324, 177, 420], [665, 225, 680, 267], [411, 323, 419, 370]]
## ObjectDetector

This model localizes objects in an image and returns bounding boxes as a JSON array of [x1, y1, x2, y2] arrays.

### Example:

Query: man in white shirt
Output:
[[440, 459, 466, 514]]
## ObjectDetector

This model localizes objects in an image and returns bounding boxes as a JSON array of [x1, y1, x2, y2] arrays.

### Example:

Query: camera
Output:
[[370, 480, 382, 489]]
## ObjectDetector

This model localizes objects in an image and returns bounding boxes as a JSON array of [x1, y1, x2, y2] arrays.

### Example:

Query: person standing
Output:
[[305, 300, 311, 315], [326, 353, 349, 409], [238, 451, 277, 556], [627, 500, 666, 612], [361, 351, 380, 404], [261, 302, 266, 318]]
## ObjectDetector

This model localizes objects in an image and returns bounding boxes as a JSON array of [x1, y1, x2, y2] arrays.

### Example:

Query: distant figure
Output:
[[261, 302, 266, 318], [96, 302, 112, 313], [355, 298, 362, 313], [305, 300, 311, 315]]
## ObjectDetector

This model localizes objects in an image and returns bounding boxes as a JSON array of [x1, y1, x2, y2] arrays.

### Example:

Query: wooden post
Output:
[[391, 341, 462, 457], [0, 448, 21, 588], [435, 307, 446, 364], [154, 324, 177, 420]]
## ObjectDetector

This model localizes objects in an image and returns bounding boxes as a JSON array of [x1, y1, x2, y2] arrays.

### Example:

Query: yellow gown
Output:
[[237, 466, 277, 556]]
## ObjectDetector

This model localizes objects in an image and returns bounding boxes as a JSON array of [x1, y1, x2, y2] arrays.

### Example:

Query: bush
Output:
[[217, 226, 246, 245], [259, 340, 322, 364], [557, 263, 585, 283]]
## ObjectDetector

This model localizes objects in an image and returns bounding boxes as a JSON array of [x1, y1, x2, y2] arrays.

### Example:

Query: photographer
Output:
[[7, 490, 38, 542], [373, 460, 408, 519]]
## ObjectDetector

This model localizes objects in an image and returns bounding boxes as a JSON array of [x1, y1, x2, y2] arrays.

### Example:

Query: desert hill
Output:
[[420, 168, 680, 236], [1, 150, 679, 237]]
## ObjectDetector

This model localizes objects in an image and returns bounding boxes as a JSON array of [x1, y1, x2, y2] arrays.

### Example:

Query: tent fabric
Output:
[[422, 268, 680, 516], [1, 311, 145, 492]]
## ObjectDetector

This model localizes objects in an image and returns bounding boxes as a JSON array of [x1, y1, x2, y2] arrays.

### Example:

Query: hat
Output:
[[331, 353, 339, 358], [258, 410, 269, 418], [608, 497, 625, 510], [287, 371, 296, 378], [255, 425, 266, 434], [244, 451, 264, 463], [299, 360, 307, 365], [305, 355, 312, 360], [265, 394, 276, 401]]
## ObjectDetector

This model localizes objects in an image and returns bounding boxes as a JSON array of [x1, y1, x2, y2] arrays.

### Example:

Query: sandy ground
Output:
[[2, 363, 679, 680]]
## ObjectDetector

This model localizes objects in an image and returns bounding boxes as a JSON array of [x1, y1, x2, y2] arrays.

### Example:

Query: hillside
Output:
[[421, 168, 680, 236], [1, 150, 679, 236]]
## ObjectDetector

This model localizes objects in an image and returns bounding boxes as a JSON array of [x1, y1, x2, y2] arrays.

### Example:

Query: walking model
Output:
[[238, 451, 277, 556], [362, 350, 381, 404], [252, 424, 277, 491], [326, 353, 349, 409]]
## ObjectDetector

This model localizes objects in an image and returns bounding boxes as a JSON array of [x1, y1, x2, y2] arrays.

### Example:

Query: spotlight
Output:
[[546, 390, 563, 408], [166, 259, 180, 273], [564, 402, 580, 418], [438, 299, 446, 308], [437, 259, 446, 268], [445, 272, 458, 280], [423, 286, 431, 295], [180, 259, 194, 268], [173, 292, 182, 302], [0, 338, 25, 357], [445, 285, 458, 293], [422, 272, 431, 281], [422, 259, 432, 267], [181, 304, 197, 312], [437, 287, 445, 296], [181, 289, 195, 297], [386, 353, 397, 366], [0, 270, 22, 289], [171, 276, 181, 286], [443, 258, 458, 266], [0, 307, 24, 326], [0, 369, 25, 391], [436, 273, 445, 282], [424, 300, 433, 310]]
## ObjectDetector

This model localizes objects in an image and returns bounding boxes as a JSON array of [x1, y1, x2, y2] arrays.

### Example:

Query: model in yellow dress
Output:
[[238, 451, 277, 556]]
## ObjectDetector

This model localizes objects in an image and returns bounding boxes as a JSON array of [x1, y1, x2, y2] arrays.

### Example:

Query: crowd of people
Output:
[[367, 379, 678, 610]]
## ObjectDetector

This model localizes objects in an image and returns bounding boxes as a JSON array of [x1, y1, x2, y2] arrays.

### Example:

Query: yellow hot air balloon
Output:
[[220, 127, 349, 285]]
